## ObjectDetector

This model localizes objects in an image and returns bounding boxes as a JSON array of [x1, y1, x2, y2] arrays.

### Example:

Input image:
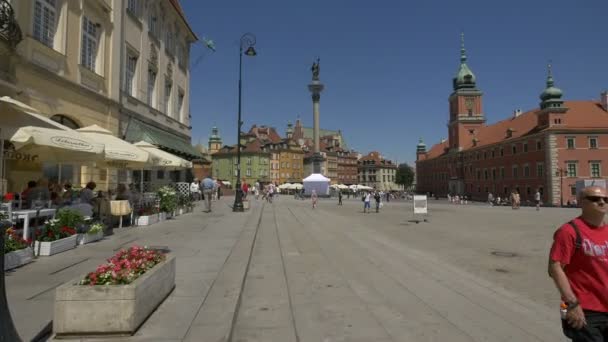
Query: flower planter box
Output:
[[174, 208, 182, 217], [135, 214, 158, 226], [53, 256, 176, 337], [34, 235, 77, 256], [77, 231, 104, 245], [4, 247, 34, 270], [158, 212, 167, 221]]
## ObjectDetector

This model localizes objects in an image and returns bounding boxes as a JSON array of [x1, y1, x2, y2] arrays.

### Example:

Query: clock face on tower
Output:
[[465, 97, 474, 110]]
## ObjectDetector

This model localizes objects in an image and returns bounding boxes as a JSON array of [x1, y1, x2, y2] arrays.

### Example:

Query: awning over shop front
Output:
[[124, 119, 202, 160], [0, 96, 69, 139]]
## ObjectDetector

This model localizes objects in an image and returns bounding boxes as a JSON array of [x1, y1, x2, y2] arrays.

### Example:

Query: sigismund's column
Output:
[[308, 58, 324, 174]]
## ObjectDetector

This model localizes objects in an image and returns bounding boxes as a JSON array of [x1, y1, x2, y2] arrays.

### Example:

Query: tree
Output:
[[395, 163, 414, 190]]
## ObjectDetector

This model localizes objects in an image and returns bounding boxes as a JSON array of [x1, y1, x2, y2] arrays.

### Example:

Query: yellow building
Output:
[[1, 0, 121, 192], [0, 0, 199, 193], [265, 140, 304, 184]]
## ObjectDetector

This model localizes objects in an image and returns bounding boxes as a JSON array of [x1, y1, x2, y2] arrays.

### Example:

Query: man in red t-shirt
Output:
[[549, 186, 608, 341]]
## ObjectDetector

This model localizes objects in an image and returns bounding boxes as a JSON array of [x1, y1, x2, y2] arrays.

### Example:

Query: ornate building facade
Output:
[[416, 36, 608, 205]]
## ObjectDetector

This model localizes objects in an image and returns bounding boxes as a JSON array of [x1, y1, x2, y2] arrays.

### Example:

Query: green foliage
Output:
[[87, 222, 105, 235], [4, 228, 29, 253], [55, 208, 85, 228], [395, 163, 415, 189], [157, 186, 178, 213]]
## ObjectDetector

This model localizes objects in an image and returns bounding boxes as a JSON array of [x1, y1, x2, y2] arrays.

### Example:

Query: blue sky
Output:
[[182, 0, 607, 165]]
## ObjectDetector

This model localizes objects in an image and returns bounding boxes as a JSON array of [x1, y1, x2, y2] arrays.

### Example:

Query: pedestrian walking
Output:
[[363, 191, 371, 213], [548, 186, 608, 341], [311, 190, 318, 209], [374, 191, 381, 213], [338, 191, 343, 205], [535, 189, 542, 211], [201, 176, 215, 212], [190, 179, 200, 201]]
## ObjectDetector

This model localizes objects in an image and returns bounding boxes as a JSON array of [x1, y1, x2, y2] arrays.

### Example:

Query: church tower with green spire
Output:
[[208, 126, 222, 154], [447, 33, 485, 151], [536, 63, 568, 129]]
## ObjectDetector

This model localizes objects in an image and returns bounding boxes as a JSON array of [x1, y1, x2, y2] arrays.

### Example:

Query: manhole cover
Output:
[[491, 251, 517, 257], [495, 268, 509, 273]]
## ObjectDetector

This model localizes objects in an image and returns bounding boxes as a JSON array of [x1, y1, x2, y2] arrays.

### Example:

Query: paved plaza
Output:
[[5, 196, 578, 341]]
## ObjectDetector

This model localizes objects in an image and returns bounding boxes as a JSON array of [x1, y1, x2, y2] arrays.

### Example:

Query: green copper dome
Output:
[[416, 138, 426, 153], [209, 126, 221, 142], [453, 33, 477, 90], [539, 64, 563, 101]]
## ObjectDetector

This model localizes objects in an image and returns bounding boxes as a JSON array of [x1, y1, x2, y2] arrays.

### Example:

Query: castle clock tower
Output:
[[448, 33, 485, 151]]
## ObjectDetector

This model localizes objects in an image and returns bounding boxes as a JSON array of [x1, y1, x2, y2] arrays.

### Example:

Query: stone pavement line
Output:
[[307, 203, 563, 341], [183, 201, 265, 342], [230, 203, 298, 342], [275, 203, 394, 342], [285, 203, 471, 342]]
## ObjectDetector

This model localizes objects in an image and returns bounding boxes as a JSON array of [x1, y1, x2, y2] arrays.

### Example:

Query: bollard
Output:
[[0, 220, 23, 341]]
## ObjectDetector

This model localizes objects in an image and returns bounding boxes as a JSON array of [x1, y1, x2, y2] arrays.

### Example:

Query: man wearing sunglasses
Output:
[[549, 186, 608, 341]]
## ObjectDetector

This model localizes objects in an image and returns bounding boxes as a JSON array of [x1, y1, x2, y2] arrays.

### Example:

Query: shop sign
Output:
[[3, 150, 39, 162], [50, 136, 95, 151], [106, 150, 139, 160]]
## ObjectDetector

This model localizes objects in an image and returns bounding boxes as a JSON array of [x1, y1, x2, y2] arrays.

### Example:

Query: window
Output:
[[492, 169, 497, 180], [148, 10, 159, 38], [164, 78, 172, 115], [512, 145, 517, 155], [156, 170, 164, 179], [484, 169, 488, 180], [536, 140, 542, 151], [500, 148, 504, 157], [567, 137, 575, 149], [246, 169, 251, 177], [523, 143, 528, 153], [512, 165, 518, 179], [147, 66, 157, 107], [524, 165, 530, 177], [33, 0, 57, 48], [567, 162, 577, 177], [234, 169, 238, 176], [176, 91, 184, 120], [50, 115, 79, 129], [491, 150, 495, 158], [537, 163, 544, 178], [591, 162, 601, 178], [246, 157, 251, 165], [589, 137, 598, 149], [165, 28, 174, 55], [125, 52, 138, 96], [571, 186, 577, 196], [127, 0, 139, 16], [476, 170, 481, 180], [81, 16, 99, 71]]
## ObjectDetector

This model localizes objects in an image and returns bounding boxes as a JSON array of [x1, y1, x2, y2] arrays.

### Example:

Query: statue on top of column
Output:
[[311, 57, 320, 81]]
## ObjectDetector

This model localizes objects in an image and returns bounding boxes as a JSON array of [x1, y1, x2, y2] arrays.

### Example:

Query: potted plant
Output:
[[135, 204, 159, 226], [54, 246, 175, 336], [34, 219, 78, 256], [4, 227, 33, 270], [77, 222, 104, 245], [157, 186, 177, 219]]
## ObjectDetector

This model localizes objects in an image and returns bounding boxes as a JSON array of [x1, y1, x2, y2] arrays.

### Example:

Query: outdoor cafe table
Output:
[[13, 208, 56, 239]]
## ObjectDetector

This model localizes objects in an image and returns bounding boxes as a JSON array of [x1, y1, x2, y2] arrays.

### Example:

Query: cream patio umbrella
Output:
[[133, 141, 192, 169], [9, 126, 105, 162], [75, 125, 151, 168]]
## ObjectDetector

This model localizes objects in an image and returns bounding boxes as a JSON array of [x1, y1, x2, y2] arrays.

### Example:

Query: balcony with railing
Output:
[[0, 0, 22, 51]]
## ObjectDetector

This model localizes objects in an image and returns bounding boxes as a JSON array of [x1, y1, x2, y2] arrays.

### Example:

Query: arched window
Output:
[[51, 115, 80, 129]]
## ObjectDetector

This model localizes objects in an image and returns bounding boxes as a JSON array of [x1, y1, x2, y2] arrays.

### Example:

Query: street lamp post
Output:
[[233, 33, 257, 212]]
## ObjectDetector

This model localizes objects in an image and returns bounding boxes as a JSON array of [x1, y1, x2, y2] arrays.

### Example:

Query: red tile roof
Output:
[[425, 101, 608, 159]]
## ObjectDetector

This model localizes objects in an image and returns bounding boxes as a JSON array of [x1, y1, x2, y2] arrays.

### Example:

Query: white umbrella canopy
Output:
[[133, 141, 192, 169], [76, 125, 151, 168], [0, 96, 69, 139], [292, 183, 303, 190], [10, 126, 105, 162], [278, 183, 292, 189]]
